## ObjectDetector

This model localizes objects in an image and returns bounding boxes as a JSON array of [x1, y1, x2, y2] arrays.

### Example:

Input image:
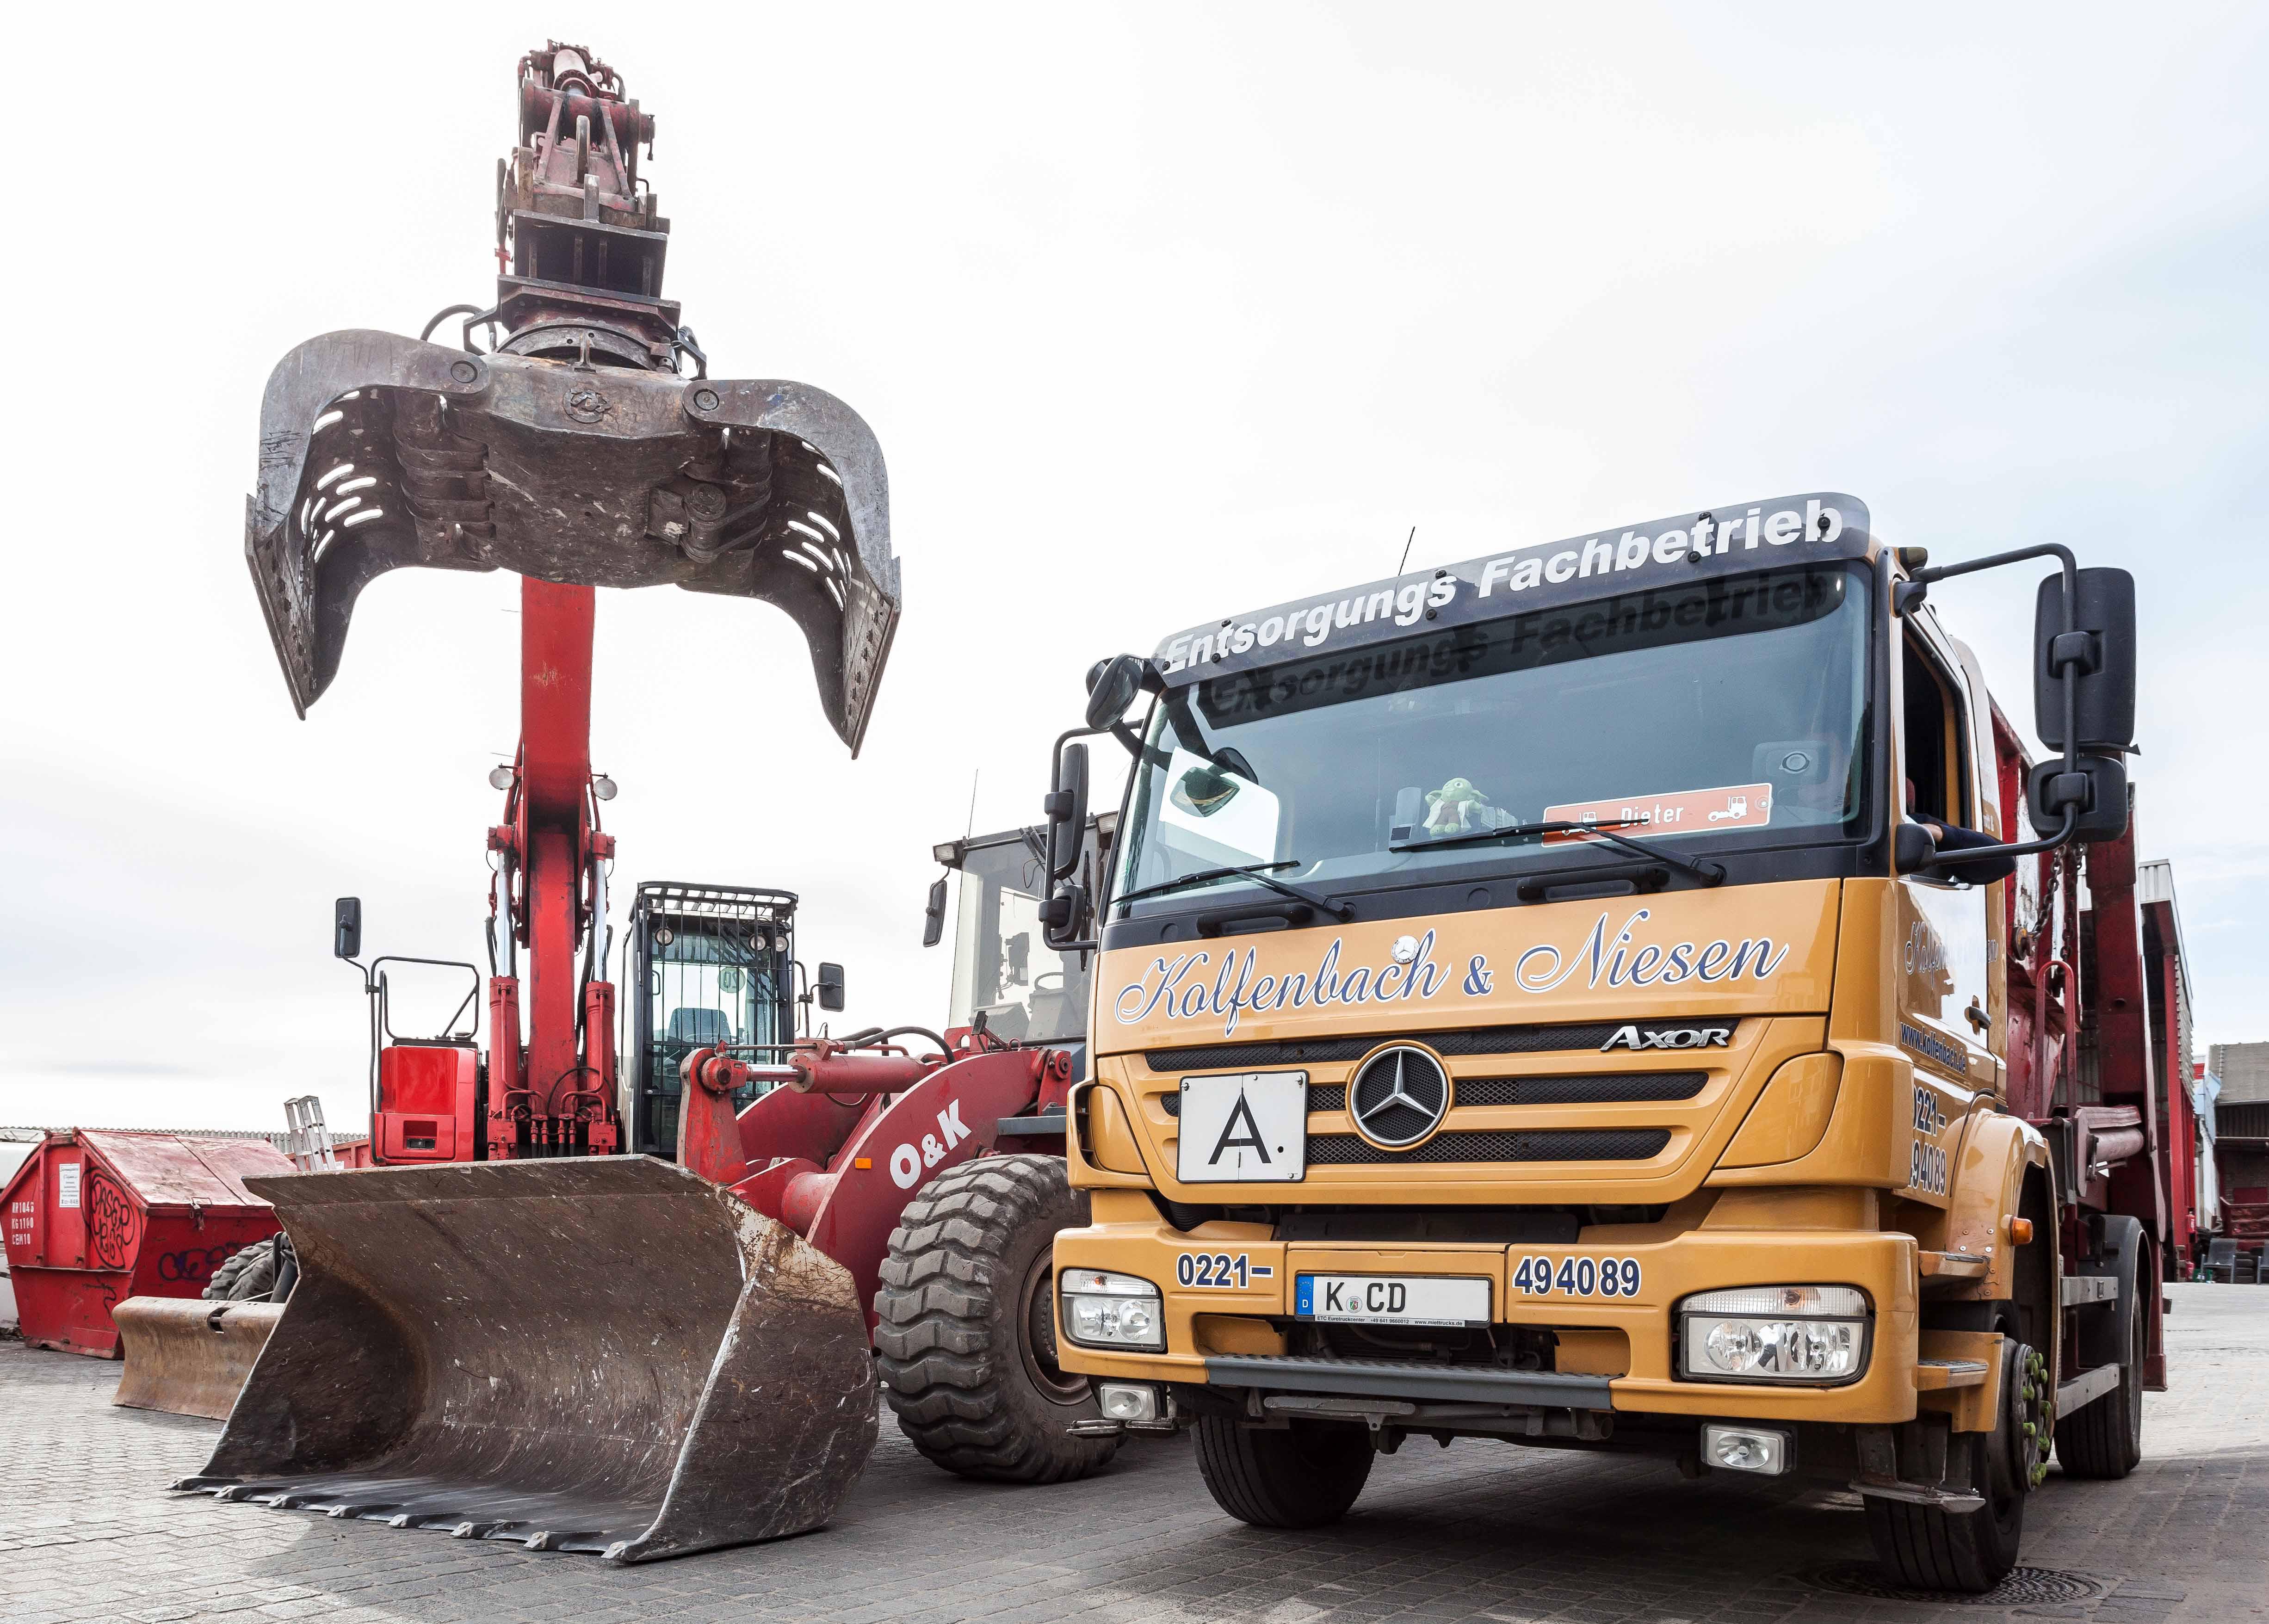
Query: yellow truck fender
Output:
[[1939, 1110, 2052, 1303]]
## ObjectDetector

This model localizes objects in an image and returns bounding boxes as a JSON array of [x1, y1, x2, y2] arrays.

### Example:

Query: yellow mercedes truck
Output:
[[1034, 493, 2151, 1594]]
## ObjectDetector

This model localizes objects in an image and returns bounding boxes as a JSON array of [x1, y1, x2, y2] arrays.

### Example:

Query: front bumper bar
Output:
[[1054, 1207, 1921, 1426]]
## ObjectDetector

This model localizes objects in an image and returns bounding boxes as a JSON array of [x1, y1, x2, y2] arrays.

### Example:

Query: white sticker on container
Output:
[[57, 1162, 80, 1209]]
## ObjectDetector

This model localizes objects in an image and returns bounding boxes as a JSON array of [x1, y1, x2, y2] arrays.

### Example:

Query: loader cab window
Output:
[[1900, 628, 1970, 828], [948, 830, 1094, 1051]]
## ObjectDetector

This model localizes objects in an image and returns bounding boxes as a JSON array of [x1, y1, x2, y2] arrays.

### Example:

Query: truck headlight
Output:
[[1678, 1285, 1868, 1383], [1060, 1268, 1164, 1351]]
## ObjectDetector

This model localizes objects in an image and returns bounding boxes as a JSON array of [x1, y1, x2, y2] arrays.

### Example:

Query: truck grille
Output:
[[1161, 1084, 1344, 1117], [1459, 1072, 1706, 1105], [1306, 1128, 1670, 1165], [1147, 1018, 1736, 1073], [1155, 1073, 1699, 1116]]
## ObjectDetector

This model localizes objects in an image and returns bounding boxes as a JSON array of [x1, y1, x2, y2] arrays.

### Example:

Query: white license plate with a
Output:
[[1176, 1072, 1307, 1182], [1295, 1274, 1491, 1328]]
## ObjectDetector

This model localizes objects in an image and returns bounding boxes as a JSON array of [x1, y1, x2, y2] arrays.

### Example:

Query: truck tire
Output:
[[1865, 1335, 2038, 1594], [1194, 1414, 1373, 1529], [875, 1153, 1119, 1483], [2056, 1241, 2148, 1479]]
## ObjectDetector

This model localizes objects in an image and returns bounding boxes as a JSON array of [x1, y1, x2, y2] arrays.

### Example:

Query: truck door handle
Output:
[[1964, 1000, 1991, 1033]]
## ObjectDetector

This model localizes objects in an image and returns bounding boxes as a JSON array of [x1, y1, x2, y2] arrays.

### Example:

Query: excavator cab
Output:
[[621, 883, 798, 1156]]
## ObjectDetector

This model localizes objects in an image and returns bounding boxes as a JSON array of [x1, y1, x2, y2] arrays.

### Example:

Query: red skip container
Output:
[[1, 1130, 291, 1357]]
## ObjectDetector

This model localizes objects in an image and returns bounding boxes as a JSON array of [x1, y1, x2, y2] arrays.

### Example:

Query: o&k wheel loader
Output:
[[163, 42, 1113, 1563], [1035, 496, 2176, 1595]]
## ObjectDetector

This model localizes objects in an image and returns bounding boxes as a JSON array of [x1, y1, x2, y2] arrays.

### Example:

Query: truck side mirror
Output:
[[921, 876, 949, 948], [1084, 654, 1147, 731], [2029, 753, 2129, 844], [2033, 567, 2136, 752], [334, 897, 362, 960], [1045, 741, 1090, 883], [1040, 883, 1089, 951], [816, 961, 846, 1012], [1892, 823, 1938, 875]]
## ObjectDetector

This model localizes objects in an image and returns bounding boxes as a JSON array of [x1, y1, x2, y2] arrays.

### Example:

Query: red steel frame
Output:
[[390, 575, 620, 1162]]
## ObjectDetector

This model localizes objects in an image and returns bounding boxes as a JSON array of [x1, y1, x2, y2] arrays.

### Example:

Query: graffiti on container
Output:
[[155, 1241, 251, 1284], [87, 1173, 139, 1270]]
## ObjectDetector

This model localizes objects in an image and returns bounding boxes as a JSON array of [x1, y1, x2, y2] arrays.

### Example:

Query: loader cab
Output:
[[931, 818, 1111, 1075], [621, 883, 797, 1158]]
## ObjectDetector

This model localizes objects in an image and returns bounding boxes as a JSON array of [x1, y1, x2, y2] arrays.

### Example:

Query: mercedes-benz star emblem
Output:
[[1348, 1045, 1451, 1149]]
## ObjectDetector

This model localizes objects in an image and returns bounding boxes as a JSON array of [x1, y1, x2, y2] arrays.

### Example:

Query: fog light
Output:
[[1679, 1285, 1869, 1384], [1097, 1382, 1160, 1423], [1703, 1424, 1790, 1475], [1060, 1269, 1165, 1351]]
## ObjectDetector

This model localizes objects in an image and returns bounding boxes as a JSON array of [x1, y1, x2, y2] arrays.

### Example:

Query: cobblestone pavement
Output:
[[2, 1284, 2261, 1624]]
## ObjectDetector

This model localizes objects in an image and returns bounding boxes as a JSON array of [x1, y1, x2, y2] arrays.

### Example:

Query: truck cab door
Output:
[[1893, 617, 1997, 1199]]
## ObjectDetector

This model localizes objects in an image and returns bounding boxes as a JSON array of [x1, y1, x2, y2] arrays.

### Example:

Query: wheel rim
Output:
[[1017, 1252, 1092, 1405], [2013, 1342, 2052, 1491]]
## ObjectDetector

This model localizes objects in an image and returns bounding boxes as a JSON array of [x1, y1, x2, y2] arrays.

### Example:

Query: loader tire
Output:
[[202, 1236, 279, 1303], [1194, 1414, 1373, 1529], [875, 1153, 1119, 1483]]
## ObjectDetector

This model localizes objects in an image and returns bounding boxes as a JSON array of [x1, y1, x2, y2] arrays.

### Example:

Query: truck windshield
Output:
[[1112, 561, 1870, 913]]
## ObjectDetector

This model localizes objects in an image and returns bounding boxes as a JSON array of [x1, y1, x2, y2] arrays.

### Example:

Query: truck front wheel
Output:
[[1864, 1334, 2042, 1593], [874, 1153, 1120, 1483], [1194, 1414, 1373, 1528]]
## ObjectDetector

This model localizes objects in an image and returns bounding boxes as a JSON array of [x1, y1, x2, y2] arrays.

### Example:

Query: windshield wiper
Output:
[[1391, 818, 1725, 887], [1114, 860, 1353, 920]]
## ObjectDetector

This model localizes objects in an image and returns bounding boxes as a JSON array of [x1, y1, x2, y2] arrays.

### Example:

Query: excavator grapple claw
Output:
[[246, 330, 900, 751], [173, 1158, 878, 1563]]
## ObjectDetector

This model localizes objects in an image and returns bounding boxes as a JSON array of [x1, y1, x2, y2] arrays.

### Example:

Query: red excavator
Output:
[[159, 42, 1120, 1564]]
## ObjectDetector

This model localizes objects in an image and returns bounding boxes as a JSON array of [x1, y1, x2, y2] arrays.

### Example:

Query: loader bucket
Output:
[[113, 1298, 284, 1421], [172, 1157, 878, 1563]]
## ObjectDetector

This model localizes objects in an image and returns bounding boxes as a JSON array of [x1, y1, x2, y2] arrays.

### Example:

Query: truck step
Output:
[[1912, 1358, 1990, 1390], [1919, 1251, 1989, 1279]]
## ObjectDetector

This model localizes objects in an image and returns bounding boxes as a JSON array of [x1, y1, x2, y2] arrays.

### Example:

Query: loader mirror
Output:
[[334, 897, 362, 960], [2033, 567, 2137, 752], [1084, 655, 1147, 731], [816, 962, 847, 1013], [2029, 753, 2130, 844], [1045, 741, 1090, 883], [921, 876, 950, 948]]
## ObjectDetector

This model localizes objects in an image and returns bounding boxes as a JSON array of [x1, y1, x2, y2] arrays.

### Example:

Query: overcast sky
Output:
[[3, 5, 2263, 1133]]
